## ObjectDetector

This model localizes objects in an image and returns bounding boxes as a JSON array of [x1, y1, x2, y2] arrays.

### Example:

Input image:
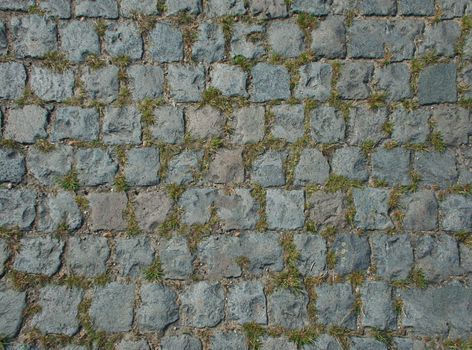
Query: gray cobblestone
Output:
[[0, 149, 25, 183], [31, 66, 74, 102], [5, 106, 48, 144], [13, 236, 64, 276], [27, 145, 73, 186], [137, 284, 179, 331], [52, 107, 99, 141], [60, 21, 100, 62], [66, 236, 110, 277]]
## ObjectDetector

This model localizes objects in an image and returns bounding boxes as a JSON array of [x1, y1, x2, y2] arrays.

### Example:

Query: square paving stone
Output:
[[418, 63, 457, 105], [11, 15, 57, 58], [0, 149, 25, 183], [60, 21, 100, 62], [124, 148, 160, 186], [116, 236, 155, 277], [75, 0, 119, 18], [134, 190, 172, 232], [66, 236, 110, 277], [0, 189, 36, 230], [150, 106, 185, 144], [5, 105, 48, 144], [231, 106, 265, 144], [0, 287, 26, 338], [127, 65, 164, 100], [13, 236, 64, 276], [137, 284, 179, 332], [27, 145, 73, 186], [192, 22, 225, 63], [148, 22, 183, 62], [51, 107, 99, 142], [87, 192, 127, 231], [215, 189, 259, 230], [0, 62, 27, 100], [31, 66, 74, 102], [268, 20, 305, 58], [271, 104, 304, 143], [210, 63, 248, 97], [353, 188, 393, 230], [268, 288, 309, 329], [266, 189, 305, 230], [250, 63, 290, 102], [371, 234, 413, 281], [316, 282, 356, 329], [207, 148, 244, 184], [159, 236, 194, 279], [311, 106, 346, 144], [168, 64, 205, 102], [227, 281, 267, 324], [81, 65, 119, 103], [104, 22, 143, 59], [75, 148, 118, 186], [37, 192, 82, 233], [103, 106, 142, 145]]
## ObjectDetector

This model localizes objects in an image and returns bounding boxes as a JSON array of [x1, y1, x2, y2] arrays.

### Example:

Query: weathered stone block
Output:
[[87, 192, 127, 231], [67, 236, 110, 277], [0, 189, 36, 230], [13, 236, 64, 276], [181, 281, 224, 328], [137, 284, 179, 332], [115, 236, 154, 277], [266, 189, 305, 230]]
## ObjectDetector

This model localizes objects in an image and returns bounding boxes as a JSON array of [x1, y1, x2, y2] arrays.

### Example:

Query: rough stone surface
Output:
[[294, 149, 330, 185], [371, 148, 410, 186], [402, 191, 438, 231], [293, 234, 326, 276], [307, 191, 348, 231], [0, 62, 26, 99], [360, 281, 396, 330], [268, 20, 304, 58], [124, 148, 160, 186], [250, 63, 290, 102], [192, 23, 225, 63], [149, 22, 183, 62], [216, 189, 259, 230], [231, 106, 265, 144], [0, 287, 26, 338], [31, 67, 74, 102], [161, 335, 202, 350], [268, 288, 309, 329], [413, 151, 458, 188], [5, 106, 48, 144], [0, 189, 36, 230], [374, 63, 411, 101], [60, 21, 100, 62], [168, 64, 205, 102], [371, 234, 413, 281], [0, 240, 8, 276], [316, 283, 356, 329], [440, 195, 472, 232], [88, 192, 127, 231], [128, 65, 164, 100], [52, 107, 99, 141], [311, 16, 346, 58], [137, 284, 179, 332], [134, 191, 172, 232], [348, 106, 387, 145], [66, 236, 110, 277], [0, 149, 25, 183], [228, 281, 267, 324], [27, 145, 73, 186], [230, 23, 265, 59], [391, 108, 430, 144], [311, 106, 345, 143], [418, 64, 457, 105], [179, 188, 216, 225], [186, 105, 225, 139], [31, 286, 83, 335], [210, 332, 248, 350], [159, 236, 194, 279], [11, 15, 57, 58], [207, 148, 244, 184], [332, 233, 371, 275], [266, 189, 305, 230], [116, 236, 154, 277], [331, 147, 369, 181], [13, 236, 64, 276], [75, 0, 118, 18], [295, 63, 332, 100], [89, 283, 135, 332], [150, 106, 185, 144], [37, 192, 82, 233], [81, 65, 119, 103], [103, 106, 141, 145], [353, 188, 393, 230], [251, 151, 287, 187], [166, 150, 203, 185], [431, 106, 472, 146], [210, 63, 248, 97], [271, 104, 304, 142], [337, 62, 373, 99], [75, 148, 118, 186], [104, 22, 142, 59]]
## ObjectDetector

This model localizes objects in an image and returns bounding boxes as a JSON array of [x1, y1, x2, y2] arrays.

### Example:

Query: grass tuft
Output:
[[59, 170, 80, 192]]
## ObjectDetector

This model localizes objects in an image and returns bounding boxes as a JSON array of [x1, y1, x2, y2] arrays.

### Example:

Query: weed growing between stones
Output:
[[59, 170, 79, 192]]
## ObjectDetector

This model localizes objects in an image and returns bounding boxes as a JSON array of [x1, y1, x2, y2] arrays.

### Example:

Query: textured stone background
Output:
[[0, 0, 472, 349]]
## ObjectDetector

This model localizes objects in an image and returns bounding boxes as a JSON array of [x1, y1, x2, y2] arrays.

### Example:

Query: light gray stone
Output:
[[440, 195, 472, 232], [198, 235, 242, 278], [168, 64, 205, 102], [402, 191, 438, 231], [398, 0, 435, 15], [5, 105, 48, 144], [331, 147, 369, 181], [231, 106, 265, 144], [0, 189, 36, 230], [216, 189, 259, 230], [166, 150, 203, 185], [179, 188, 216, 225], [292, 0, 331, 14], [90, 283, 135, 332], [228, 281, 267, 324], [391, 108, 430, 144], [307, 191, 348, 231], [207, 0, 245, 17], [413, 151, 458, 188], [332, 233, 371, 275], [186, 105, 225, 139], [240, 232, 284, 274], [11, 15, 57, 58], [211, 331, 248, 350], [251, 151, 287, 187], [75, 0, 119, 18], [207, 148, 244, 184], [294, 148, 330, 185], [104, 22, 142, 59], [251, 63, 290, 102], [230, 23, 265, 59], [353, 188, 393, 230], [137, 284, 179, 332], [103, 106, 141, 145], [337, 62, 373, 99], [316, 282, 356, 329], [87, 192, 127, 231], [0, 239, 9, 276], [371, 148, 411, 186], [210, 63, 248, 97], [268, 288, 309, 329], [268, 20, 305, 58], [121, 0, 158, 16], [360, 281, 396, 330], [0, 0, 33, 10], [13, 236, 64, 276], [249, 0, 287, 18], [0, 62, 26, 99], [192, 22, 225, 63], [266, 189, 305, 230], [271, 104, 304, 142], [0, 149, 25, 183], [27, 145, 73, 186], [311, 106, 345, 144], [134, 191, 172, 232], [128, 65, 164, 100], [37, 192, 82, 233], [161, 335, 202, 350], [0, 287, 26, 338], [371, 234, 413, 281], [311, 16, 346, 58], [150, 106, 185, 144], [431, 106, 472, 146], [348, 106, 387, 145], [67, 236, 110, 277], [148, 22, 183, 62], [295, 63, 332, 100], [32, 286, 83, 336], [293, 234, 326, 276], [350, 338, 387, 350], [52, 107, 99, 141], [124, 148, 160, 186], [116, 236, 154, 277], [75, 148, 118, 186], [358, 0, 396, 15], [81, 65, 119, 103], [31, 66, 74, 102], [438, 0, 469, 18], [181, 281, 224, 328], [116, 339, 150, 350], [418, 21, 461, 57], [60, 21, 100, 62], [159, 236, 194, 279], [166, 0, 201, 15], [261, 337, 297, 350]]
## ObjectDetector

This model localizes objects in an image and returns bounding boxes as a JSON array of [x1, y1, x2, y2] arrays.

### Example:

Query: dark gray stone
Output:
[[295, 63, 332, 101], [415, 235, 461, 281], [210, 63, 248, 97], [148, 22, 183, 62], [240, 232, 284, 274], [251, 151, 287, 187], [5, 106, 48, 144], [0, 189, 36, 230], [116, 339, 149, 350], [216, 189, 259, 230], [103, 106, 141, 145], [337, 62, 373, 99], [358, 0, 396, 15], [0, 0, 33, 10], [293, 234, 326, 276], [419, 21, 461, 57], [31, 286, 83, 336], [400, 283, 472, 338], [371, 234, 414, 281], [150, 106, 185, 144], [60, 21, 100, 62], [116, 236, 154, 277], [137, 284, 179, 332], [250, 63, 290, 102], [431, 106, 472, 146], [261, 337, 297, 350], [87, 192, 127, 231], [311, 16, 346, 58], [37, 192, 82, 233], [0, 287, 26, 338], [27, 145, 73, 186], [198, 235, 242, 278], [128, 65, 164, 100], [372, 148, 410, 186], [249, 0, 287, 18], [438, 0, 469, 18], [124, 148, 160, 186], [231, 106, 265, 144], [159, 236, 194, 279], [166, 150, 203, 185], [210, 332, 248, 350], [0, 239, 9, 276], [104, 22, 143, 59], [268, 288, 309, 329], [440, 195, 472, 232], [207, 148, 244, 184], [207, 0, 245, 17], [81, 65, 119, 103], [192, 22, 225, 63], [294, 149, 330, 186], [90, 283, 135, 332], [168, 64, 205, 102], [179, 188, 216, 225], [230, 23, 265, 59], [311, 106, 346, 144], [75, 0, 118, 18], [13, 236, 64, 276], [348, 106, 387, 145], [268, 20, 305, 58], [52, 107, 99, 141], [161, 335, 202, 350], [228, 281, 267, 324], [353, 188, 393, 230], [402, 191, 438, 231], [271, 104, 304, 142], [307, 191, 348, 231], [331, 147, 369, 181], [350, 338, 387, 350], [134, 191, 172, 232], [75, 148, 118, 186], [398, 0, 435, 15], [360, 281, 396, 330], [413, 151, 458, 188], [11, 15, 57, 58], [332, 233, 371, 275], [266, 189, 305, 230], [166, 0, 201, 15], [181, 281, 224, 328], [0, 149, 25, 183], [31, 66, 74, 102], [292, 0, 331, 14], [316, 282, 356, 329], [67, 236, 110, 277], [391, 108, 430, 144], [418, 64, 457, 105], [121, 0, 158, 16], [186, 105, 225, 139], [0, 62, 26, 100], [374, 63, 412, 101]]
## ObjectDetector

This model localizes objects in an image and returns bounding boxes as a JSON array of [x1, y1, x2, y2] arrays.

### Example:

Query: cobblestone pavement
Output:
[[0, 0, 472, 349]]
